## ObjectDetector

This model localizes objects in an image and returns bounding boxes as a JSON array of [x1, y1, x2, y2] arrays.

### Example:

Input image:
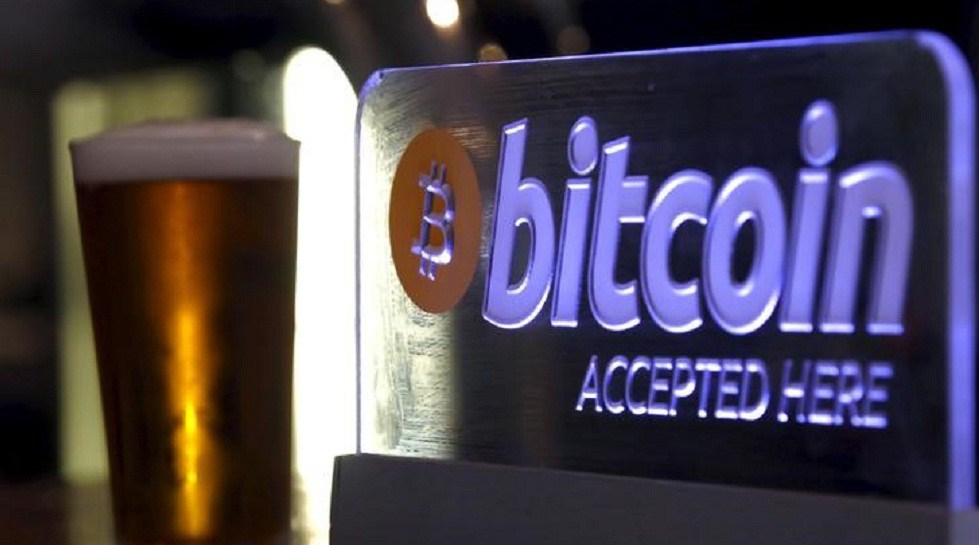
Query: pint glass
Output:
[[71, 121, 299, 545]]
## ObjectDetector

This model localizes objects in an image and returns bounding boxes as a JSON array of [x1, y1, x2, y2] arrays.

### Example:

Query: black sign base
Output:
[[331, 454, 979, 544]]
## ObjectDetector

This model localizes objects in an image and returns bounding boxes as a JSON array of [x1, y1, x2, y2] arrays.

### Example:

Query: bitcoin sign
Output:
[[388, 128, 482, 313], [357, 32, 975, 507]]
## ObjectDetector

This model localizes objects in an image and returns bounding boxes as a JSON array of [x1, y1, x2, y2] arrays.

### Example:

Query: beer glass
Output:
[[70, 120, 299, 545]]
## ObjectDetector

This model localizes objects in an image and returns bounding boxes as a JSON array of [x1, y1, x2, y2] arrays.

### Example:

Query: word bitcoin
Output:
[[483, 101, 913, 335], [410, 161, 455, 280]]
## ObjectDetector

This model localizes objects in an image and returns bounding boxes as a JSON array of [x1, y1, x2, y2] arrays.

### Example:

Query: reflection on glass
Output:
[[165, 186, 219, 537]]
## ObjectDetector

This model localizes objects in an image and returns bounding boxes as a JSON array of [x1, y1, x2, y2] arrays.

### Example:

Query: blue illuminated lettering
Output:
[[703, 169, 786, 335], [774, 359, 892, 428], [551, 179, 592, 327], [834, 361, 865, 426], [483, 120, 556, 328], [669, 358, 696, 416], [576, 356, 886, 426], [575, 356, 602, 412], [641, 170, 712, 333], [647, 358, 672, 416], [626, 356, 651, 415], [780, 101, 835, 332], [588, 138, 648, 330], [739, 359, 770, 421], [603, 356, 629, 414], [551, 117, 598, 327], [808, 361, 840, 425], [695, 358, 721, 418], [778, 359, 811, 424], [862, 363, 893, 429], [484, 102, 913, 338], [715, 360, 743, 420], [820, 164, 913, 335]]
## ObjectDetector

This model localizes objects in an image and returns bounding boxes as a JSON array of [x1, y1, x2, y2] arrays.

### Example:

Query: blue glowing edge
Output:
[[915, 31, 977, 511], [356, 30, 977, 509]]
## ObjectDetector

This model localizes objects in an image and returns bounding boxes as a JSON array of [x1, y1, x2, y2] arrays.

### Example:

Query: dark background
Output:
[[0, 1, 974, 111], [0, 0, 977, 483]]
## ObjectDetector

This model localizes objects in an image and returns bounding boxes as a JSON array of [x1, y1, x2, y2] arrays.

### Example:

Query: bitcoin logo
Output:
[[389, 129, 481, 313], [411, 161, 454, 280]]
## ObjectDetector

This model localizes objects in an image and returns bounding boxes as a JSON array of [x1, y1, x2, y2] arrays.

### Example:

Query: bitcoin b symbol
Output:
[[390, 129, 480, 313], [411, 161, 455, 280]]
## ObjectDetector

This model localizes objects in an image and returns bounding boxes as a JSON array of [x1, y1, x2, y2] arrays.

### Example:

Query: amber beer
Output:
[[71, 121, 299, 545]]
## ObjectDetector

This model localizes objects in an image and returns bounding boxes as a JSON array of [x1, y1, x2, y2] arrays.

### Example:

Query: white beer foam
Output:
[[71, 119, 299, 183]]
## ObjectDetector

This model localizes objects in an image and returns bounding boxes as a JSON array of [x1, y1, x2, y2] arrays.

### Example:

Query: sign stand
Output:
[[331, 454, 979, 545]]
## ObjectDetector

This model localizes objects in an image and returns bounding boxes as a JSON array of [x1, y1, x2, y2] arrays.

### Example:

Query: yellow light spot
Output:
[[477, 42, 507, 62], [173, 305, 207, 535], [182, 403, 200, 486], [426, 0, 459, 29], [184, 402, 199, 435]]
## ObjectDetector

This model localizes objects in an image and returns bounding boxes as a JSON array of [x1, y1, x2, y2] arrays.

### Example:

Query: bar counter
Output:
[[0, 478, 325, 545]]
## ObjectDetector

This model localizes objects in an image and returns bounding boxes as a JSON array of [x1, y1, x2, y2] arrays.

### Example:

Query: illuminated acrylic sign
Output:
[[358, 31, 975, 508]]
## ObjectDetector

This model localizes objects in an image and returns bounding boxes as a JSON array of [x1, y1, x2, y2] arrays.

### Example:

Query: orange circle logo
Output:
[[389, 129, 482, 313]]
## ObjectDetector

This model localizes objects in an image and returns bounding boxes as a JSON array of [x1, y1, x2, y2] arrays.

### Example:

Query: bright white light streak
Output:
[[283, 46, 357, 542], [426, 0, 460, 29]]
